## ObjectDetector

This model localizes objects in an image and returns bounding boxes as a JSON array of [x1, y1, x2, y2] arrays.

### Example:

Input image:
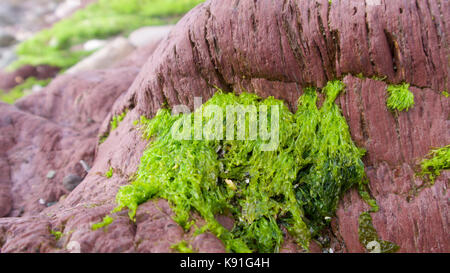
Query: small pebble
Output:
[[46, 201, 57, 207], [83, 39, 107, 51], [46, 170, 56, 179], [39, 198, 46, 205], [79, 160, 91, 172], [32, 84, 43, 93]]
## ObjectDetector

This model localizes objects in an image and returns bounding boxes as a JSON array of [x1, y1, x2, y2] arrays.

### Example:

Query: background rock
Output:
[[0, 31, 16, 47], [0, 49, 16, 69], [65, 37, 135, 75], [0, 65, 60, 91], [128, 25, 174, 48]]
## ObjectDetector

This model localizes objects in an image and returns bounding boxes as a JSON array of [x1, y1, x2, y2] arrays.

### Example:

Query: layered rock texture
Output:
[[0, 0, 448, 252]]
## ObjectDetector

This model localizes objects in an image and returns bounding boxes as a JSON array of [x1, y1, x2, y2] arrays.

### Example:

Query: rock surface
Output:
[[0, 0, 448, 253]]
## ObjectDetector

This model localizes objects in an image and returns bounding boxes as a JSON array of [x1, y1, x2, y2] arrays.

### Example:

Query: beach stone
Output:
[[62, 174, 83, 191], [0, 31, 16, 47], [128, 25, 173, 48], [66, 37, 135, 74]]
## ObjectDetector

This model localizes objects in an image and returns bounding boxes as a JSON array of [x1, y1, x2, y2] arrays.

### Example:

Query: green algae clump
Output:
[[386, 83, 415, 112], [418, 145, 450, 184], [50, 230, 63, 241], [105, 80, 370, 253], [104, 167, 114, 179], [171, 241, 195, 253], [92, 215, 114, 231]]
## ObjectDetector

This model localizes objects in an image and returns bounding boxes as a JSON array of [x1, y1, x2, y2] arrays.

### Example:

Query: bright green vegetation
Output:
[[110, 110, 128, 131], [105, 167, 114, 179], [171, 241, 195, 253], [9, 0, 204, 70], [99, 110, 128, 144], [94, 80, 380, 253], [386, 83, 415, 112], [0, 78, 51, 104], [442, 91, 449, 98], [92, 215, 114, 231], [418, 145, 450, 184], [50, 230, 63, 240]]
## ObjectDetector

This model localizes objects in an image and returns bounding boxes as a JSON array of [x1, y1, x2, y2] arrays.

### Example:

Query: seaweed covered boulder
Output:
[[0, 0, 449, 253]]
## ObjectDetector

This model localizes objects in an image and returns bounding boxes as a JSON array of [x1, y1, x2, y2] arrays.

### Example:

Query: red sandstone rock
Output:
[[0, 0, 448, 253], [0, 65, 60, 91]]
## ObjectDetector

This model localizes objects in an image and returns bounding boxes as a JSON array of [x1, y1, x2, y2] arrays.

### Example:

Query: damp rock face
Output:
[[0, 0, 449, 253]]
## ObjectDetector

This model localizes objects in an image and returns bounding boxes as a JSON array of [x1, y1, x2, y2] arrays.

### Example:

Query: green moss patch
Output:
[[50, 230, 63, 241], [10, 0, 204, 70], [386, 83, 415, 112], [92, 215, 114, 231], [418, 145, 450, 184], [104, 167, 114, 179], [99, 110, 128, 144], [94, 80, 378, 253], [171, 241, 195, 253]]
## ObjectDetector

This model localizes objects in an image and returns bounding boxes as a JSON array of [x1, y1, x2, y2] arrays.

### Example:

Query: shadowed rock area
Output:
[[0, 0, 448, 253]]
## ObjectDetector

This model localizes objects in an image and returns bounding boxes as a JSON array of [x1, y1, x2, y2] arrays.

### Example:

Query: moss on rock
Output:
[[386, 83, 415, 112], [418, 145, 450, 184]]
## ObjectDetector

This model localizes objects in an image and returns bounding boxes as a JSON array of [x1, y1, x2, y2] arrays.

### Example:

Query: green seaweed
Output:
[[418, 145, 450, 184], [110, 111, 128, 131], [442, 91, 449, 98], [97, 80, 372, 253], [105, 167, 114, 179], [92, 215, 114, 231], [99, 110, 128, 144], [9, 0, 205, 70], [50, 230, 63, 241], [386, 83, 415, 112], [171, 241, 195, 253], [0, 77, 51, 104]]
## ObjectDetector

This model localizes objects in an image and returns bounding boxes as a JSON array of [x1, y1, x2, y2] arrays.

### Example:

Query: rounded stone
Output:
[[0, 32, 16, 47], [62, 174, 83, 191]]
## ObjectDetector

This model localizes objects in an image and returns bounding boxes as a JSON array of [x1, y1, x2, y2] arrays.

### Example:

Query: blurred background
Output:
[[0, 0, 204, 103]]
